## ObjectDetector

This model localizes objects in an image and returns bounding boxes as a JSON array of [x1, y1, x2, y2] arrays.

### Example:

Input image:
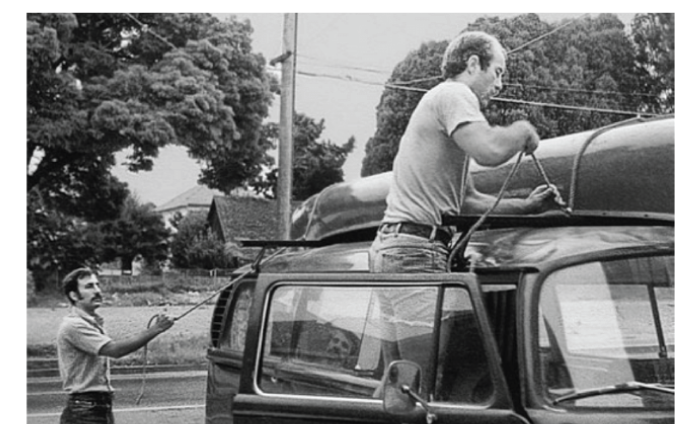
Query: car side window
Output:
[[260, 285, 383, 398], [434, 287, 494, 404], [257, 283, 494, 404], [219, 286, 253, 353]]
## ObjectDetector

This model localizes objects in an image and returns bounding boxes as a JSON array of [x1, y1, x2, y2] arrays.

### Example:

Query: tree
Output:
[[474, 14, 647, 137], [27, 190, 107, 292], [27, 13, 275, 197], [169, 211, 239, 269], [252, 112, 355, 200], [631, 13, 674, 113], [361, 40, 447, 176], [361, 13, 650, 177], [99, 195, 171, 273], [28, 191, 172, 289], [27, 13, 276, 286]]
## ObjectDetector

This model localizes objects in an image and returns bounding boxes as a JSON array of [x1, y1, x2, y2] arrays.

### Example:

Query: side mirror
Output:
[[382, 360, 422, 415], [382, 360, 438, 423]]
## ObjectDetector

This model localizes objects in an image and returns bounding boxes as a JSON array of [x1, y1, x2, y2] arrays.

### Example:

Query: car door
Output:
[[233, 273, 526, 424], [205, 279, 256, 423]]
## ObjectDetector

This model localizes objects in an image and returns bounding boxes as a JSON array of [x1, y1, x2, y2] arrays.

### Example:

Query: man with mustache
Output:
[[369, 31, 559, 385], [56, 267, 174, 423]]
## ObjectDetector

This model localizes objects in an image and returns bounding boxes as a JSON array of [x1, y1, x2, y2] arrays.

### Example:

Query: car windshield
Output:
[[537, 254, 674, 409]]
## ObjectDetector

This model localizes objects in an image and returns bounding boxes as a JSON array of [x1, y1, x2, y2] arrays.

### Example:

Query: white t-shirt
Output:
[[383, 81, 486, 227]]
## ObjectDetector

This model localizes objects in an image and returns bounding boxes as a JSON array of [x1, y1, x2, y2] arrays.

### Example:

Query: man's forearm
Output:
[[492, 197, 536, 214], [99, 327, 163, 359], [461, 190, 535, 215]]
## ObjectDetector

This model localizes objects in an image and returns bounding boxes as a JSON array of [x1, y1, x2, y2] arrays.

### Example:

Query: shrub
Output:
[[27, 270, 36, 306]]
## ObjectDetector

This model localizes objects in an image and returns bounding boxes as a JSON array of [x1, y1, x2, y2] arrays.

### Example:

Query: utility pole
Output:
[[275, 13, 297, 240]]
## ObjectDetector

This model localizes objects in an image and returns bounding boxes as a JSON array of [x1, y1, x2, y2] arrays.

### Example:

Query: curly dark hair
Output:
[[62, 267, 96, 305], [441, 31, 505, 79]]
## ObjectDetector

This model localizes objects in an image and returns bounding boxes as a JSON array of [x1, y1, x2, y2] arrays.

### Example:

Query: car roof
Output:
[[260, 225, 673, 273]]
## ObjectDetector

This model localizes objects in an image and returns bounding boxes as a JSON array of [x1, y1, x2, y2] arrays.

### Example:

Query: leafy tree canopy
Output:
[[27, 13, 275, 197], [361, 13, 672, 176], [631, 13, 674, 113], [253, 112, 355, 201], [99, 195, 171, 272], [28, 192, 171, 291], [169, 211, 239, 269]]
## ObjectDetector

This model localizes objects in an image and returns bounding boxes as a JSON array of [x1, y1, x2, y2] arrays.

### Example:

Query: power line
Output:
[[392, 76, 442, 86], [388, 14, 590, 88], [296, 69, 384, 86], [491, 97, 656, 117], [508, 13, 588, 54], [123, 13, 177, 50], [118, 14, 657, 117], [502, 83, 658, 98], [297, 53, 389, 74], [295, 68, 657, 117]]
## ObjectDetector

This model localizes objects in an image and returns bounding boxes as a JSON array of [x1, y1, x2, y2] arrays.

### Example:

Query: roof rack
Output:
[[239, 239, 324, 248], [442, 212, 674, 232]]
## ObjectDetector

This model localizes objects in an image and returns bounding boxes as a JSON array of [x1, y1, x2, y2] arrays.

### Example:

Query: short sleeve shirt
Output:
[[57, 308, 113, 393], [384, 81, 486, 226]]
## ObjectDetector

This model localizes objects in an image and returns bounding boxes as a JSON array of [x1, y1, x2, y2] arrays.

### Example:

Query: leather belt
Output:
[[380, 222, 452, 246], [69, 391, 113, 405]]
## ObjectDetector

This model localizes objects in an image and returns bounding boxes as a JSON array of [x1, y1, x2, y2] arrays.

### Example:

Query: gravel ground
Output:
[[27, 305, 214, 347]]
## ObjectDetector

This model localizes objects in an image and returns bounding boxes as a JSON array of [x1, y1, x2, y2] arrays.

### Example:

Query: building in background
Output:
[[156, 185, 222, 230], [157, 185, 257, 230]]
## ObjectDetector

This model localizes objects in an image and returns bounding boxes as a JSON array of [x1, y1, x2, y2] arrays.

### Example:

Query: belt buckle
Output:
[[382, 223, 401, 235], [428, 226, 437, 241]]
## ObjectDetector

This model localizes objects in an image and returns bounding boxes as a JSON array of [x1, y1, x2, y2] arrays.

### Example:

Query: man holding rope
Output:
[[369, 31, 560, 379], [370, 30, 559, 275], [57, 267, 174, 423]]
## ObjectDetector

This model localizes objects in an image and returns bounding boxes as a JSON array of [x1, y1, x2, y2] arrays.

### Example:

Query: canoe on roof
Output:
[[290, 115, 674, 242]]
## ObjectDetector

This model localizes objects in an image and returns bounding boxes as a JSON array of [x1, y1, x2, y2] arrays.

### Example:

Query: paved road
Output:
[[27, 371, 207, 424]]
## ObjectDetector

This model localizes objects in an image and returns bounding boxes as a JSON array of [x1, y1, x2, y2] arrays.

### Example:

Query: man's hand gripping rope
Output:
[[134, 246, 287, 405], [448, 151, 571, 272]]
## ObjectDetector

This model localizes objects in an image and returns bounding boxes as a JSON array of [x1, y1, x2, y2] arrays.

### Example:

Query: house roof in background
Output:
[[208, 196, 304, 243], [209, 196, 278, 243], [156, 185, 220, 213]]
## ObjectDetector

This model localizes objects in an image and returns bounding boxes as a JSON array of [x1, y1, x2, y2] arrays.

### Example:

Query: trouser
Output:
[[60, 391, 114, 424], [369, 225, 449, 273], [369, 229, 449, 396]]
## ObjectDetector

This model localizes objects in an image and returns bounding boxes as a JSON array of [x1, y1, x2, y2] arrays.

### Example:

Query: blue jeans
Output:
[[60, 392, 114, 424], [369, 229, 449, 394], [369, 229, 449, 273]]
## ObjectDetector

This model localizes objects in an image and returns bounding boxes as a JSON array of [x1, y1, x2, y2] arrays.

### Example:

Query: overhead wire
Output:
[[292, 64, 654, 113], [507, 13, 589, 54], [291, 13, 660, 116], [297, 53, 389, 75], [502, 83, 659, 98], [118, 13, 661, 118], [123, 13, 177, 50], [293, 67, 657, 117]]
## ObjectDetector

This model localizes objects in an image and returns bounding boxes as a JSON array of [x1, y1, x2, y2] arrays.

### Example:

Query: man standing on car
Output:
[[370, 30, 558, 274], [369, 31, 559, 377], [57, 267, 174, 423]]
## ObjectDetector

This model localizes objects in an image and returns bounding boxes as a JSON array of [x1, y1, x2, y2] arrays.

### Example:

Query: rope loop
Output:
[[448, 152, 525, 271]]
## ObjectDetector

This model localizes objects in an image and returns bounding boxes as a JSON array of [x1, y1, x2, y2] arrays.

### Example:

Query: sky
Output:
[[110, 11, 641, 207]]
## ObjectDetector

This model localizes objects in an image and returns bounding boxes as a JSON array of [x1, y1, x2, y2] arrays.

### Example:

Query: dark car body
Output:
[[205, 116, 674, 423]]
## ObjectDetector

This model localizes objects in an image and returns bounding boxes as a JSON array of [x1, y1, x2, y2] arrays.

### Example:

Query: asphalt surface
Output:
[[27, 369, 207, 424]]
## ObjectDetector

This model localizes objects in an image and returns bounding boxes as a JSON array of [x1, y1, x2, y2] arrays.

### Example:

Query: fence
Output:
[[28, 268, 240, 298], [99, 269, 238, 293]]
